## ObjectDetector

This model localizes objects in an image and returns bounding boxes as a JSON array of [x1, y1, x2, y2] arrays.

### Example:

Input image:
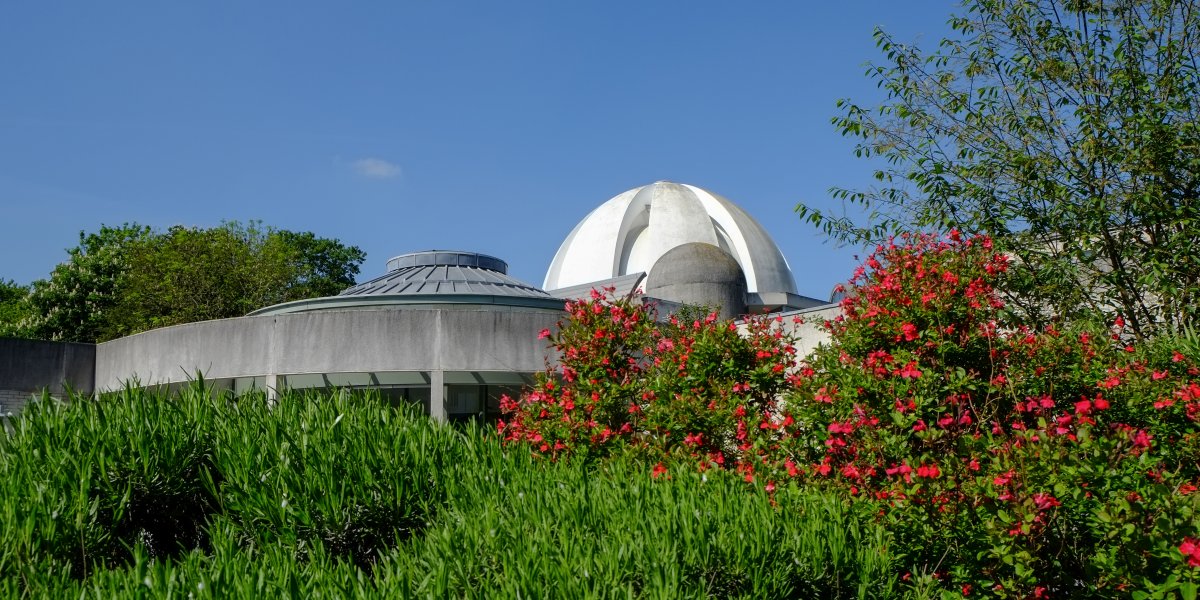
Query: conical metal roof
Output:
[[340, 251, 553, 299], [249, 250, 562, 316]]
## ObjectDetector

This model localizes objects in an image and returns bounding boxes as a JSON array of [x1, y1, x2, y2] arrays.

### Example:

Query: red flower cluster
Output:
[[499, 287, 801, 475], [1181, 538, 1200, 568]]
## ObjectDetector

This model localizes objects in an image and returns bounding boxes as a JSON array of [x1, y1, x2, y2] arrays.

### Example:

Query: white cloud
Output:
[[351, 157, 402, 179]]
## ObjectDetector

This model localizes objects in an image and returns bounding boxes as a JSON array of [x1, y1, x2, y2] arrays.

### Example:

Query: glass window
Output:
[[446, 385, 482, 419]]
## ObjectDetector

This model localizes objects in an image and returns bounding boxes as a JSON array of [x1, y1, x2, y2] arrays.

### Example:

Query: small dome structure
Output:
[[543, 181, 797, 296], [250, 250, 561, 316], [645, 243, 747, 320]]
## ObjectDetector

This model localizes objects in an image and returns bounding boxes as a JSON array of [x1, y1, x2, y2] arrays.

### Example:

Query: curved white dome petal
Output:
[[544, 181, 797, 295]]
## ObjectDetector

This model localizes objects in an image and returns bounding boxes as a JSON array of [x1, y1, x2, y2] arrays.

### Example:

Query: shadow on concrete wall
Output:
[[0, 338, 96, 418]]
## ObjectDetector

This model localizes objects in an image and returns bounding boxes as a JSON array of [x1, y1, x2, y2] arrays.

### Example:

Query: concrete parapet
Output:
[[738, 303, 841, 359], [95, 306, 562, 392], [0, 337, 95, 398]]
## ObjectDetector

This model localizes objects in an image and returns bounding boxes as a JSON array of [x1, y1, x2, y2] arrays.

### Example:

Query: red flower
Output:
[[896, 361, 922, 379], [785, 459, 799, 477], [828, 421, 854, 434], [886, 463, 914, 483], [651, 463, 668, 479], [1180, 538, 1200, 567], [1033, 493, 1061, 510], [1130, 429, 1152, 449]]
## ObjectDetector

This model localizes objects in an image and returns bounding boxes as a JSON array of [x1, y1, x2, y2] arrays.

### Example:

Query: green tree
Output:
[[23, 224, 152, 343], [273, 229, 366, 299], [110, 222, 290, 335], [0, 279, 32, 338], [798, 0, 1200, 338], [23, 222, 365, 343]]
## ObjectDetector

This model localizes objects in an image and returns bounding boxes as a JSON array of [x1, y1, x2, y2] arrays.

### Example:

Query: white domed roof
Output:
[[544, 181, 798, 295]]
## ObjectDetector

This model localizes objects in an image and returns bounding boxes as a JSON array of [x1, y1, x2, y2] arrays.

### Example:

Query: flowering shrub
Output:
[[498, 289, 801, 478], [503, 232, 1200, 597], [777, 233, 1200, 596]]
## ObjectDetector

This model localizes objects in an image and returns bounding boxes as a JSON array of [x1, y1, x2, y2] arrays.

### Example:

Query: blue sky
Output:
[[0, 1, 958, 300]]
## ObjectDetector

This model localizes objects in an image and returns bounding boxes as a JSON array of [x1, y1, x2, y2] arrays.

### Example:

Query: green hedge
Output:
[[0, 384, 896, 599]]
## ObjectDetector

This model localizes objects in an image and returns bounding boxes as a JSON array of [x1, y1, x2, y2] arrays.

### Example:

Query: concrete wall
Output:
[[0, 388, 34, 417], [0, 337, 95, 412], [95, 302, 842, 393], [738, 304, 840, 359], [0, 300, 839, 423], [782, 304, 841, 358], [0, 337, 95, 419], [95, 305, 563, 392]]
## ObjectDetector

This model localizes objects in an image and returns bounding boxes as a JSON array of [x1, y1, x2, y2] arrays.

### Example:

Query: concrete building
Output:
[[96, 250, 563, 422], [1, 182, 837, 422]]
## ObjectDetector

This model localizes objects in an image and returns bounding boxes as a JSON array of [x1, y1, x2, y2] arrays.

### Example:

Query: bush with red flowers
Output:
[[498, 288, 801, 477], [502, 233, 1200, 598], [774, 233, 1200, 597]]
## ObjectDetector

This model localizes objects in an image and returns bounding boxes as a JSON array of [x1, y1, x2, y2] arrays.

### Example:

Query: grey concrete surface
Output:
[[774, 304, 841, 358], [544, 181, 798, 296], [0, 337, 95, 396], [95, 305, 563, 391], [646, 242, 747, 320]]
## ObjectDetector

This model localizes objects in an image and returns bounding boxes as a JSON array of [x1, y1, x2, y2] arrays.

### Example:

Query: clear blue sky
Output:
[[0, 1, 958, 300]]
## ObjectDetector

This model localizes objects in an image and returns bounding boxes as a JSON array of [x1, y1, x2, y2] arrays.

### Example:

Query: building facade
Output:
[[1, 182, 837, 423]]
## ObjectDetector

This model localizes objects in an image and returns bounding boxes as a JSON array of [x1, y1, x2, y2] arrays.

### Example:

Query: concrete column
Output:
[[264, 373, 278, 404], [429, 370, 446, 423]]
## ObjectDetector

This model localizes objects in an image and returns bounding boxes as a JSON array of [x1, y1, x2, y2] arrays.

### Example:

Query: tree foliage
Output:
[[23, 224, 153, 343], [0, 279, 32, 338], [798, 0, 1200, 338], [271, 229, 368, 300], [21, 222, 365, 343]]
